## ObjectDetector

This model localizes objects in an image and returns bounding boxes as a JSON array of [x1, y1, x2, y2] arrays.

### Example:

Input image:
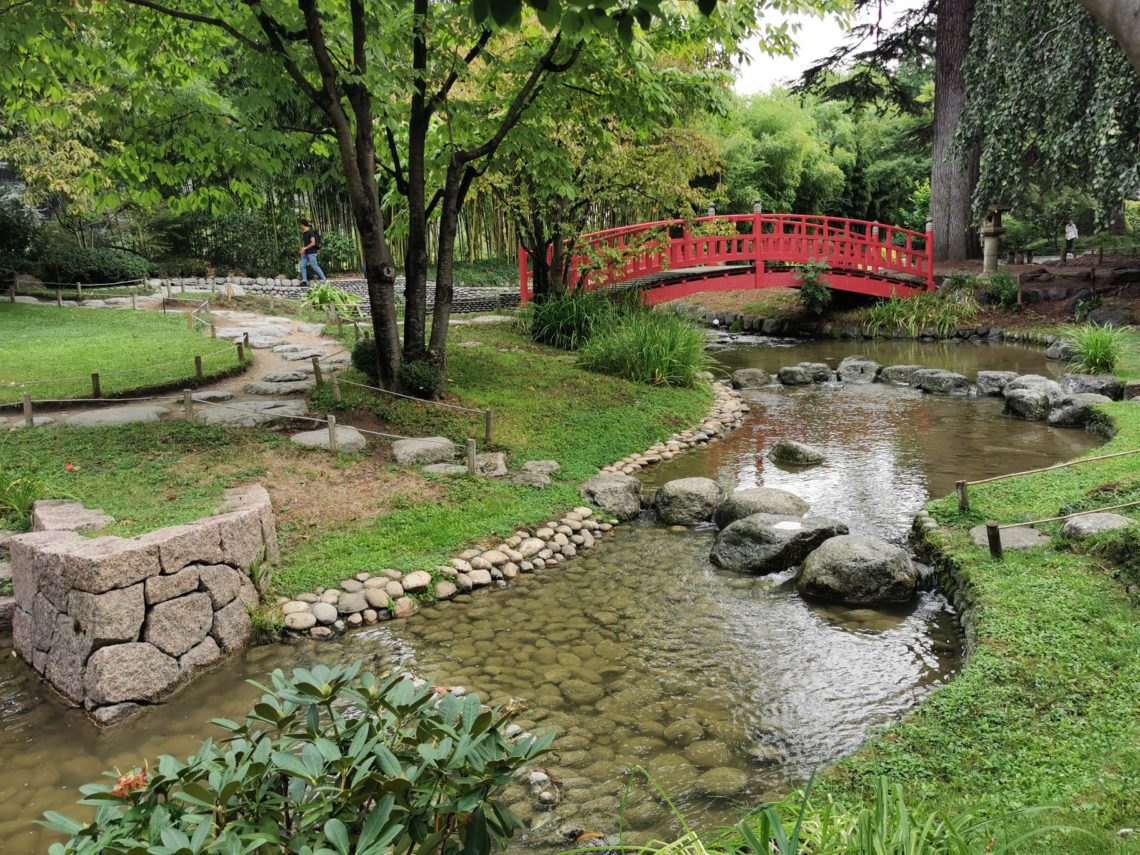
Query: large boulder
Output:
[[797, 534, 919, 604], [713, 487, 810, 529], [798, 362, 833, 382], [878, 364, 925, 386], [84, 642, 182, 705], [913, 369, 971, 396], [391, 437, 456, 465], [837, 356, 880, 383], [710, 513, 848, 574], [770, 440, 825, 466], [1061, 512, 1134, 540], [580, 473, 642, 521], [976, 370, 1018, 396], [1057, 373, 1123, 400], [1046, 393, 1111, 427], [731, 368, 773, 389], [655, 478, 723, 525], [1003, 375, 1067, 420], [777, 365, 813, 385], [1087, 307, 1131, 326], [1045, 339, 1076, 361]]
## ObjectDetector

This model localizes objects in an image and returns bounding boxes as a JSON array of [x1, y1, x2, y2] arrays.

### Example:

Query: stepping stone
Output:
[[197, 399, 308, 427], [273, 344, 311, 353], [65, 404, 169, 427], [1061, 513, 1134, 540], [247, 336, 283, 349], [392, 437, 456, 465], [80, 300, 107, 309], [291, 426, 366, 453], [217, 325, 289, 340], [243, 380, 315, 395], [423, 463, 469, 475], [969, 524, 1049, 551], [468, 315, 513, 325], [7, 416, 56, 428], [262, 371, 308, 383], [283, 349, 326, 361], [212, 311, 258, 319], [32, 499, 113, 532], [297, 324, 324, 334], [262, 316, 294, 324], [192, 391, 233, 402]]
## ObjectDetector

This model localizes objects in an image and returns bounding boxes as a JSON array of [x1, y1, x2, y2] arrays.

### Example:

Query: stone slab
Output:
[[197, 399, 308, 427], [65, 405, 169, 427], [291, 426, 366, 452], [32, 500, 113, 533], [969, 524, 1050, 550]]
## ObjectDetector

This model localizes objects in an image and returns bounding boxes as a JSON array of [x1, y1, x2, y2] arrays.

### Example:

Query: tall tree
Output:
[[1079, 0, 1140, 73]]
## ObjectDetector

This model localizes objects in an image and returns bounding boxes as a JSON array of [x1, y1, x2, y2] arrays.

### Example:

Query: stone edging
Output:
[[276, 381, 748, 637]]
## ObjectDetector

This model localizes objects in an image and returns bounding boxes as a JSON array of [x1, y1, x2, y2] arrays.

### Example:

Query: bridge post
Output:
[[518, 248, 529, 306], [752, 206, 765, 290]]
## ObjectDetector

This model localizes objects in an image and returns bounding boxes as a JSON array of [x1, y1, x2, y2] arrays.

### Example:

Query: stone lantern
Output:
[[982, 208, 1008, 274]]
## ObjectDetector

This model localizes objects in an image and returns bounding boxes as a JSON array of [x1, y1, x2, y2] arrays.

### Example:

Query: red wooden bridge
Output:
[[519, 213, 935, 305]]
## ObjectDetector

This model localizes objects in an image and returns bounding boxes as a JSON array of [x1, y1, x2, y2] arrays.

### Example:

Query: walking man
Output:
[[1064, 218, 1078, 261], [299, 218, 327, 284]]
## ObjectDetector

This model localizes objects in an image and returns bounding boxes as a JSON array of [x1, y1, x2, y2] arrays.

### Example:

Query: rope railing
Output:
[[335, 376, 494, 444], [955, 448, 1140, 512]]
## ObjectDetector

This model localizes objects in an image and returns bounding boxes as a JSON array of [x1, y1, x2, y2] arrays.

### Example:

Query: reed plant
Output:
[[1061, 322, 1131, 374], [864, 293, 978, 338], [528, 289, 629, 350], [577, 310, 712, 388]]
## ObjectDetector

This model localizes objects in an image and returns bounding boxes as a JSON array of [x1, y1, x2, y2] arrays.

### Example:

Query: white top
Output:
[[1065, 223, 1079, 240]]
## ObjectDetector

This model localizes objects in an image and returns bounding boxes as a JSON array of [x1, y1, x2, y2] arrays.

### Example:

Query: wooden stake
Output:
[[332, 374, 342, 403], [194, 355, 204, 382], [131, 292, 137, 311], [56, 288, 62, 307], [985, 521, 1003, 560], [76, 282, 82, 302], [236, 343, 245, 364], [22, 393, 33, 428], [91, 373, 101, 399], [183, 389, 194, 420], [484, 407, 494, 445], [466, 439, 477, 475], [243, 331, 250, 348], [311, 355, 323, 386], [327, 414, 339, 454], [956, 480, 969, 513], [210, 323, 217, 339]]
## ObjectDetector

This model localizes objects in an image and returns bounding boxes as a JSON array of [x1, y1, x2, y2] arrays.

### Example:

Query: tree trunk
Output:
[[402, 0, 430, 366], [427, 164, 464, 372], [1079, 0, 1140, 73], [931, 0, 979, 263]]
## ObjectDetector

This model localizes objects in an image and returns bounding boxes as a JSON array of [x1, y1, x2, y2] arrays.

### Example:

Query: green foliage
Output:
[[1092, 528, 1140, 604], [302, 281, 362, 316], [0, 200, 38, 254], [863, 293, 979, 338], [398, 360, 443, 400], [351, 337, 381, 385], [577, 309, 712, 387], [1062, 323, 1131, 374], [451, 257, 517, 288], [981, 270, 1019, 309], [44, 664, 551, 855], [528, 290, 627, 350], [316, 231, 360, 274], [941, 270, 980, 295], [0, 472, 50, 530], [203, 208, 295, 278], [34, 245, 151, 284], [795, 260, 832, 316]]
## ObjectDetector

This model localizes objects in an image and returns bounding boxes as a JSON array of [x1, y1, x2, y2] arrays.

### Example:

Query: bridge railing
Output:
[[519, 213, 935, 304]]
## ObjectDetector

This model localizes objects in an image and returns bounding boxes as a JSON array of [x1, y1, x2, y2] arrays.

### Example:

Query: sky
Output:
[[734, 1, 927, 95]]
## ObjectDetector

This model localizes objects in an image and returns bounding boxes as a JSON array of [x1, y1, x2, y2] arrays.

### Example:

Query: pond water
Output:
[[0, 338, 1102, 852]]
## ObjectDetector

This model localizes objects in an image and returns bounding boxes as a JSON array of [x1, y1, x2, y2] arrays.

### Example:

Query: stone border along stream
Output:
[[274, 382, 749, 637]]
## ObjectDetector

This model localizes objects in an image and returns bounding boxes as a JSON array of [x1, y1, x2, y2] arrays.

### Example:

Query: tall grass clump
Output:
[[528, 290, 628, 350], [864, 292, 978, 337], [578, 309, 711, 387], [1062, 323, 1131, 374], [982, 269, 1019, 308]]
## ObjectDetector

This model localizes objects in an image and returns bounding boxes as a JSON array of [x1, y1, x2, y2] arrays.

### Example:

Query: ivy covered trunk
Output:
[[931, 0, 979, 262]]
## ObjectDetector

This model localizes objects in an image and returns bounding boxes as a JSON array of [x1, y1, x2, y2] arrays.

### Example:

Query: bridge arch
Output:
[[519, 214, 935, 305]]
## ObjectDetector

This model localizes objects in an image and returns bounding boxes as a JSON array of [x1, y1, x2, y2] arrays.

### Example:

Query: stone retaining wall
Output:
[[9, 485, 277, 726]]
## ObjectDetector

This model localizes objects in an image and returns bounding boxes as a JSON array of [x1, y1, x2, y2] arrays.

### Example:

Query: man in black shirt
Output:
[[299, 218, 327, 284]]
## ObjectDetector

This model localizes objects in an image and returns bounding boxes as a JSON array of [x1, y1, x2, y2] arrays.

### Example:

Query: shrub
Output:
[[302, 280, 362, 316], [529, 289, 626, 350], [1062, 323, 1131, 374], [204, 208, 294, 276], [318, 231, 361, 274], [33, 246, 151, 285], [452, 256, 517, 288], [982, 269, 1019, 308], [941, 270, 980, 295], [43, 664, 551, 855], [577, 309, 712, 387], [795, 260, 832, 316], [0, 472, 50, 531], [399, 360, 442, 400], [0, 201, 38, 254], [351, 336, 381, 384]]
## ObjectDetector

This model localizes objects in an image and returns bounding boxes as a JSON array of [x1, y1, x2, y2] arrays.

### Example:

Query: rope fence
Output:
[[335, 376, 493, 443]]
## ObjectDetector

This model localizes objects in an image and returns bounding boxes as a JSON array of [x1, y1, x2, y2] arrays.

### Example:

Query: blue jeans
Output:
[[301, 252, 326, 283]]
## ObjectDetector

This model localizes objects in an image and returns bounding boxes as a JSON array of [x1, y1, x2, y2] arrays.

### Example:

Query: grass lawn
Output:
[[1, 319, 710, 601], [816, 387, 1140, 850], [0, 303, 242, 406]]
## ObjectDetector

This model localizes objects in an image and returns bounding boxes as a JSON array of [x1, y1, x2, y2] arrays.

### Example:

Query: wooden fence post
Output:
[[243, 331, 250, 348], [22, 393, 33, 428], [484, 408, 494, 445], [311, 355, 324, 386], [236, 343, 245, 364], [131, 292, 137, 311], [194, 355, 204, 382], [986, 521, 1003, 560], [56, 288, 62, 307], [183, 389, 194, 421], [956, 480, 969, 513], [466, 439, 477, 475], [327, 414, 339, 454], [91, 373, 101, 398], [210, 324, 217, 339], [331, 374, 342, 403], [186, 312, 193, 330], [76, 282, 82, 302]]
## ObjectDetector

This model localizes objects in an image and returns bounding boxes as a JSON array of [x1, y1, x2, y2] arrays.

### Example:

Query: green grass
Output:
[[1063, 323, 1133, 375], [0, 303, 242, 405], [818, 400, 1140, 852]]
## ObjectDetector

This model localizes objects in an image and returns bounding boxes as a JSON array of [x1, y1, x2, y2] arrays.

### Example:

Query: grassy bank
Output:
[[1, 320, 709, 598], [0, 303, 241, 405]]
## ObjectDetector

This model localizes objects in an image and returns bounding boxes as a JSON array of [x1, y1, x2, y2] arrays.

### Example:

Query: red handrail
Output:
[[519, 213, 935, 304]]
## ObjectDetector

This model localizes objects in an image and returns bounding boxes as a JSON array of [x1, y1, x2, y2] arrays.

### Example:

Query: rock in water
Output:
[[776, 365, 813, 385], [837, 356, 880, 383], [713, 488, 810, 529], [1003, 375, 1067, 421], [1057, 373, 1123, 400], [580, 473, 642, 521], [731, 368, 773, 389], [1046, 393, 1111, 427], [797, 534, 919, 604], [710, 513, 848, 574], [878, 364, 925, 386], [655, 477, 723, 525], [1045, 339, 1076, 361], [770, 440, 825, 466], [976, 370, 1018, 396], [913, 369, 971, 396]]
